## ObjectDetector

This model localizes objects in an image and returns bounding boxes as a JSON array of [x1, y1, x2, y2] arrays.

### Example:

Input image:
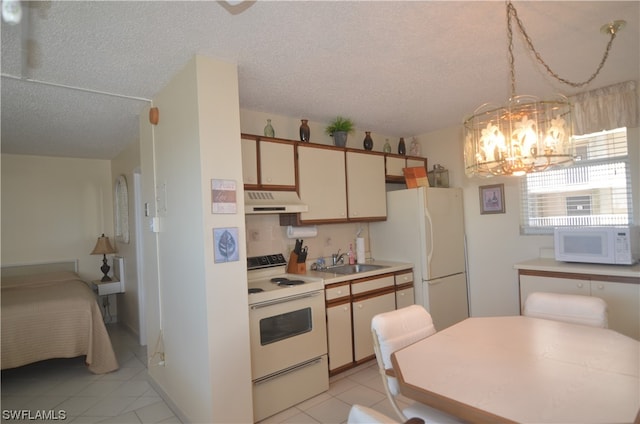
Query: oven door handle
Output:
[[250, 291, 321, 309], [253, 357, 323, 385]]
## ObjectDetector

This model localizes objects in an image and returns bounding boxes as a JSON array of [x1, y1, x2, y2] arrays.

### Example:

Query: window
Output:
[[520, 127, 632, 234]]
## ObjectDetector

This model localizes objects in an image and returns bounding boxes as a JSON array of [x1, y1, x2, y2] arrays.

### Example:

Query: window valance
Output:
[[570, 80, 638, 135]]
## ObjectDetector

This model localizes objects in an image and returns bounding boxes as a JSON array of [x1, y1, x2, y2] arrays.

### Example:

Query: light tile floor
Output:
[[1, 325, 408, 423]]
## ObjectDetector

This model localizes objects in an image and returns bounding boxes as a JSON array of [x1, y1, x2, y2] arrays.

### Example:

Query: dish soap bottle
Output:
[[348, 243, 355, 265]]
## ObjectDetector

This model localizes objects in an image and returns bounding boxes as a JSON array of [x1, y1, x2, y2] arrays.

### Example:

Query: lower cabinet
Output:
[[395, 270, 415, 309], [326, 302, 352, 371], [396, 286, 415, 309], [519, 271, 640, 340], [325, 269, 414, 375], [352, 292, 395, 362]]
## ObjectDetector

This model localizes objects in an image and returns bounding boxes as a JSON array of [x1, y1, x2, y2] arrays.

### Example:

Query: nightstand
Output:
[[91, 280, 124, 296], [91, 280, 123, 323]]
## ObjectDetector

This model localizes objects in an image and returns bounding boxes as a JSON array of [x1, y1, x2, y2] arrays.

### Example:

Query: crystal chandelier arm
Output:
[[507, 1, 622, 89]]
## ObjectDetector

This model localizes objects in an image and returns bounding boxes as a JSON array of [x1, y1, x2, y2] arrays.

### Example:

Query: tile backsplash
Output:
[[245, 214, 370, 266]]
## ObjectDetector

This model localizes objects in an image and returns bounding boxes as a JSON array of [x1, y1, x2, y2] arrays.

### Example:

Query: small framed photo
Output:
[[479, 184, 505, 214]]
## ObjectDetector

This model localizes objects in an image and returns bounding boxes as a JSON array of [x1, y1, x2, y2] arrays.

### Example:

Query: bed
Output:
[[1, 260, 119, 374]]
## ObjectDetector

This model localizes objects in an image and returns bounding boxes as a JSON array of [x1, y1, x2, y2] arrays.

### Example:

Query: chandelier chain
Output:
[[506, 1, 617, 93]]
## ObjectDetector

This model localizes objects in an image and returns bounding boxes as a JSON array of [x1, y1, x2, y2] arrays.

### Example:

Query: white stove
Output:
[[246, 253, 328, 422], [247, 254, 324, 305]]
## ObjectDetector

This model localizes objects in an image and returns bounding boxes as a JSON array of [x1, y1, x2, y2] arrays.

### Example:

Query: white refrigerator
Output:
[[370, 187, 469, 330]]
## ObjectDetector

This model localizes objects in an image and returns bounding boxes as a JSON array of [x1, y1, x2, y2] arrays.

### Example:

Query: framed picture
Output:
[[479, 184, 505, 214]]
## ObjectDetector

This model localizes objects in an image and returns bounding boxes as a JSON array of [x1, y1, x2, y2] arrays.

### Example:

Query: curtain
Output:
[[570, 80, 638, 135]]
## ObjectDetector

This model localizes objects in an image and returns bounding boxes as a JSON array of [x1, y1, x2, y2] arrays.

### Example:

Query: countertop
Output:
[[514, 258, 640, 279], [306, 260, 414, 285]]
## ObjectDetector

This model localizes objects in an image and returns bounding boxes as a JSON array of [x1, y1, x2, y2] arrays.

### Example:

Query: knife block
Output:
[[287, 252, 306, 274]]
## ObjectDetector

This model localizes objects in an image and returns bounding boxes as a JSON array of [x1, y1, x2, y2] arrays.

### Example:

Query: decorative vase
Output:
[[264, 119, 275, 138], [333, 131, 348, 147], [398, 137, 406, 155], [299, 119, 310, 142], [409, 137, 421, 156], [383, 139, 391, 153], [363, 132, 373, 150]]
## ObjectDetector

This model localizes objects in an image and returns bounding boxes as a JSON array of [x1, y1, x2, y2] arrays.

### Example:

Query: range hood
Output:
[[244, 190, 308, 214]]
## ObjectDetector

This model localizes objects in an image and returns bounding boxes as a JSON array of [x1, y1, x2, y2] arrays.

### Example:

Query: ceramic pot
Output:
[[333, 131, 348, 147], [299, 119, 310, 142], [363, 132, 373, 150], [398, 137, 406, 155], [264, 119, 275, 137]]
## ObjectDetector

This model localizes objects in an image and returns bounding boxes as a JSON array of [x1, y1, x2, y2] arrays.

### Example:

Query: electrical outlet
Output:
[[326, 237, 332, 246], [250, 230, 260, 241]]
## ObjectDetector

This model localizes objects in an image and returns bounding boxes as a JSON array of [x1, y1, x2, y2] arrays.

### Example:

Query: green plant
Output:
[[325, 116, 355, 136]]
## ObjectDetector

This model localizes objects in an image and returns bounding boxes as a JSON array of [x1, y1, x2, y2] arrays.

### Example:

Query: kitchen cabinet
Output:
[[324, 268, 413, 375], [351, 274, 396, 363], [384, 154, 427, 183], [240, 135, 296, 189], [518, 270, 640, 340], [325, 283, 352, 372], [241, 137, 258, 187], [345, 151, 386, 221], [395, 270, 415, 309], [298, 144, 347, 223]]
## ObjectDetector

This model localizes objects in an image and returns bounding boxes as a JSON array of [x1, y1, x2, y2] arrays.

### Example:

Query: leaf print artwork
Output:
[[213, 227, 239, 263]]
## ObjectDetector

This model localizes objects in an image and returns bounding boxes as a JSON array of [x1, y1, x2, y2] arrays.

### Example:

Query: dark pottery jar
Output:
[[299, 119, 310, 142], [363, 132, 373, 150], [398, 137, 406, 155]]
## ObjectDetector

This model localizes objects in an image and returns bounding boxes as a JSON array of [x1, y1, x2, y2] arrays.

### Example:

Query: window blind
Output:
[[520, 128, 632, 234]]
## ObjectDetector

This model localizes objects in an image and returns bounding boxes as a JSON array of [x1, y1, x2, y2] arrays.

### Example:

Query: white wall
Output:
[[240, 109, 400, 152], [111, 139, 142, 339], [141, 56, 252, 423], [1, 154, 114, 280]]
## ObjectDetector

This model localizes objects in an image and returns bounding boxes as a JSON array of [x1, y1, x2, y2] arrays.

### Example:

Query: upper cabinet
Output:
[[298, 144, 347, 223], [346, 151, 386, 221], [241, 134, 296, 190], [385, 153, 427, 183], [241, 137, 259, 187], [241, 133, 428, 223]]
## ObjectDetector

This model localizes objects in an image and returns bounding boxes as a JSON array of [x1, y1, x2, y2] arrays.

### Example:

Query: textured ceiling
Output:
[[1, 1, 638, 160]]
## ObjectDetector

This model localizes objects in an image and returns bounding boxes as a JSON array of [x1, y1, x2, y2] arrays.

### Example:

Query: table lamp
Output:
[[91, 234, 117, 281]]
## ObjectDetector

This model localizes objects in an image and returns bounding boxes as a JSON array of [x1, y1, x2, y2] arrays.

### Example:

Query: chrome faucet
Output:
[[332, 249, 346, 266]]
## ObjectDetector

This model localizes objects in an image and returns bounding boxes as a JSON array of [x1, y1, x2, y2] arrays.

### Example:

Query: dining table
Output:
[[391, 315, 639, 424]]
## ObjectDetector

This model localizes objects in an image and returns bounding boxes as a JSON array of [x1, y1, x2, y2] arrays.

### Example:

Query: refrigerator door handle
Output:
[[425, 206, 434, 267]]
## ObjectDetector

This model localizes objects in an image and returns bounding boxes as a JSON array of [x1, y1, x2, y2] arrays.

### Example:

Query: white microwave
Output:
[[554, 226, 639, 265]]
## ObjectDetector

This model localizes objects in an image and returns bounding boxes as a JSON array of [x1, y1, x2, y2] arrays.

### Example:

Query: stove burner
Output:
[[278, 280, 305, 286], [270, 277, 289, 283], [248, 288, 264, 294]]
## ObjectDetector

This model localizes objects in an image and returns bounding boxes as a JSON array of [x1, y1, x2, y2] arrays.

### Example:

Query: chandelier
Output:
[[464, 2, 625, 177]]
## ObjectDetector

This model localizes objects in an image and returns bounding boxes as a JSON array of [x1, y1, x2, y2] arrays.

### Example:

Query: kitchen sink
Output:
[[320, 264, 387, 275]]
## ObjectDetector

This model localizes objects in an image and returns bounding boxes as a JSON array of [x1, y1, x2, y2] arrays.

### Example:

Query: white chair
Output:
[[523, 291, 608, 328], [347, 404, 427, 424], [371, 305, 463, 424], [347, 404, 401, 424]]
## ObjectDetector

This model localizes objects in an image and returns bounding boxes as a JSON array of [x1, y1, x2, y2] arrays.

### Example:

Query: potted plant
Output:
[[325, 116, 354, 147]]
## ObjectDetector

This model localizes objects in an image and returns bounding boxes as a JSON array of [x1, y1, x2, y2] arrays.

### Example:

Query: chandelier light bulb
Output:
[[2, 0, 22, 25]]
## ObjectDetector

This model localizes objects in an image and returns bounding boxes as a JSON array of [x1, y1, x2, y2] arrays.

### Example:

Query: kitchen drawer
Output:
[[326, 283, 350, 301], [352, 274, 394, 295], [395, 271, 413, 286]]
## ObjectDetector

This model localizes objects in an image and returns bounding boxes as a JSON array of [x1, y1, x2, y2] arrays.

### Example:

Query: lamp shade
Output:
[[91, 234, 116, 255]]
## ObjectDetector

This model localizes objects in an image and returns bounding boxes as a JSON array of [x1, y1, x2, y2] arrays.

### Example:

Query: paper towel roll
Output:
[[286, 225, 318, 239], [356, 237, 365, 264]]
